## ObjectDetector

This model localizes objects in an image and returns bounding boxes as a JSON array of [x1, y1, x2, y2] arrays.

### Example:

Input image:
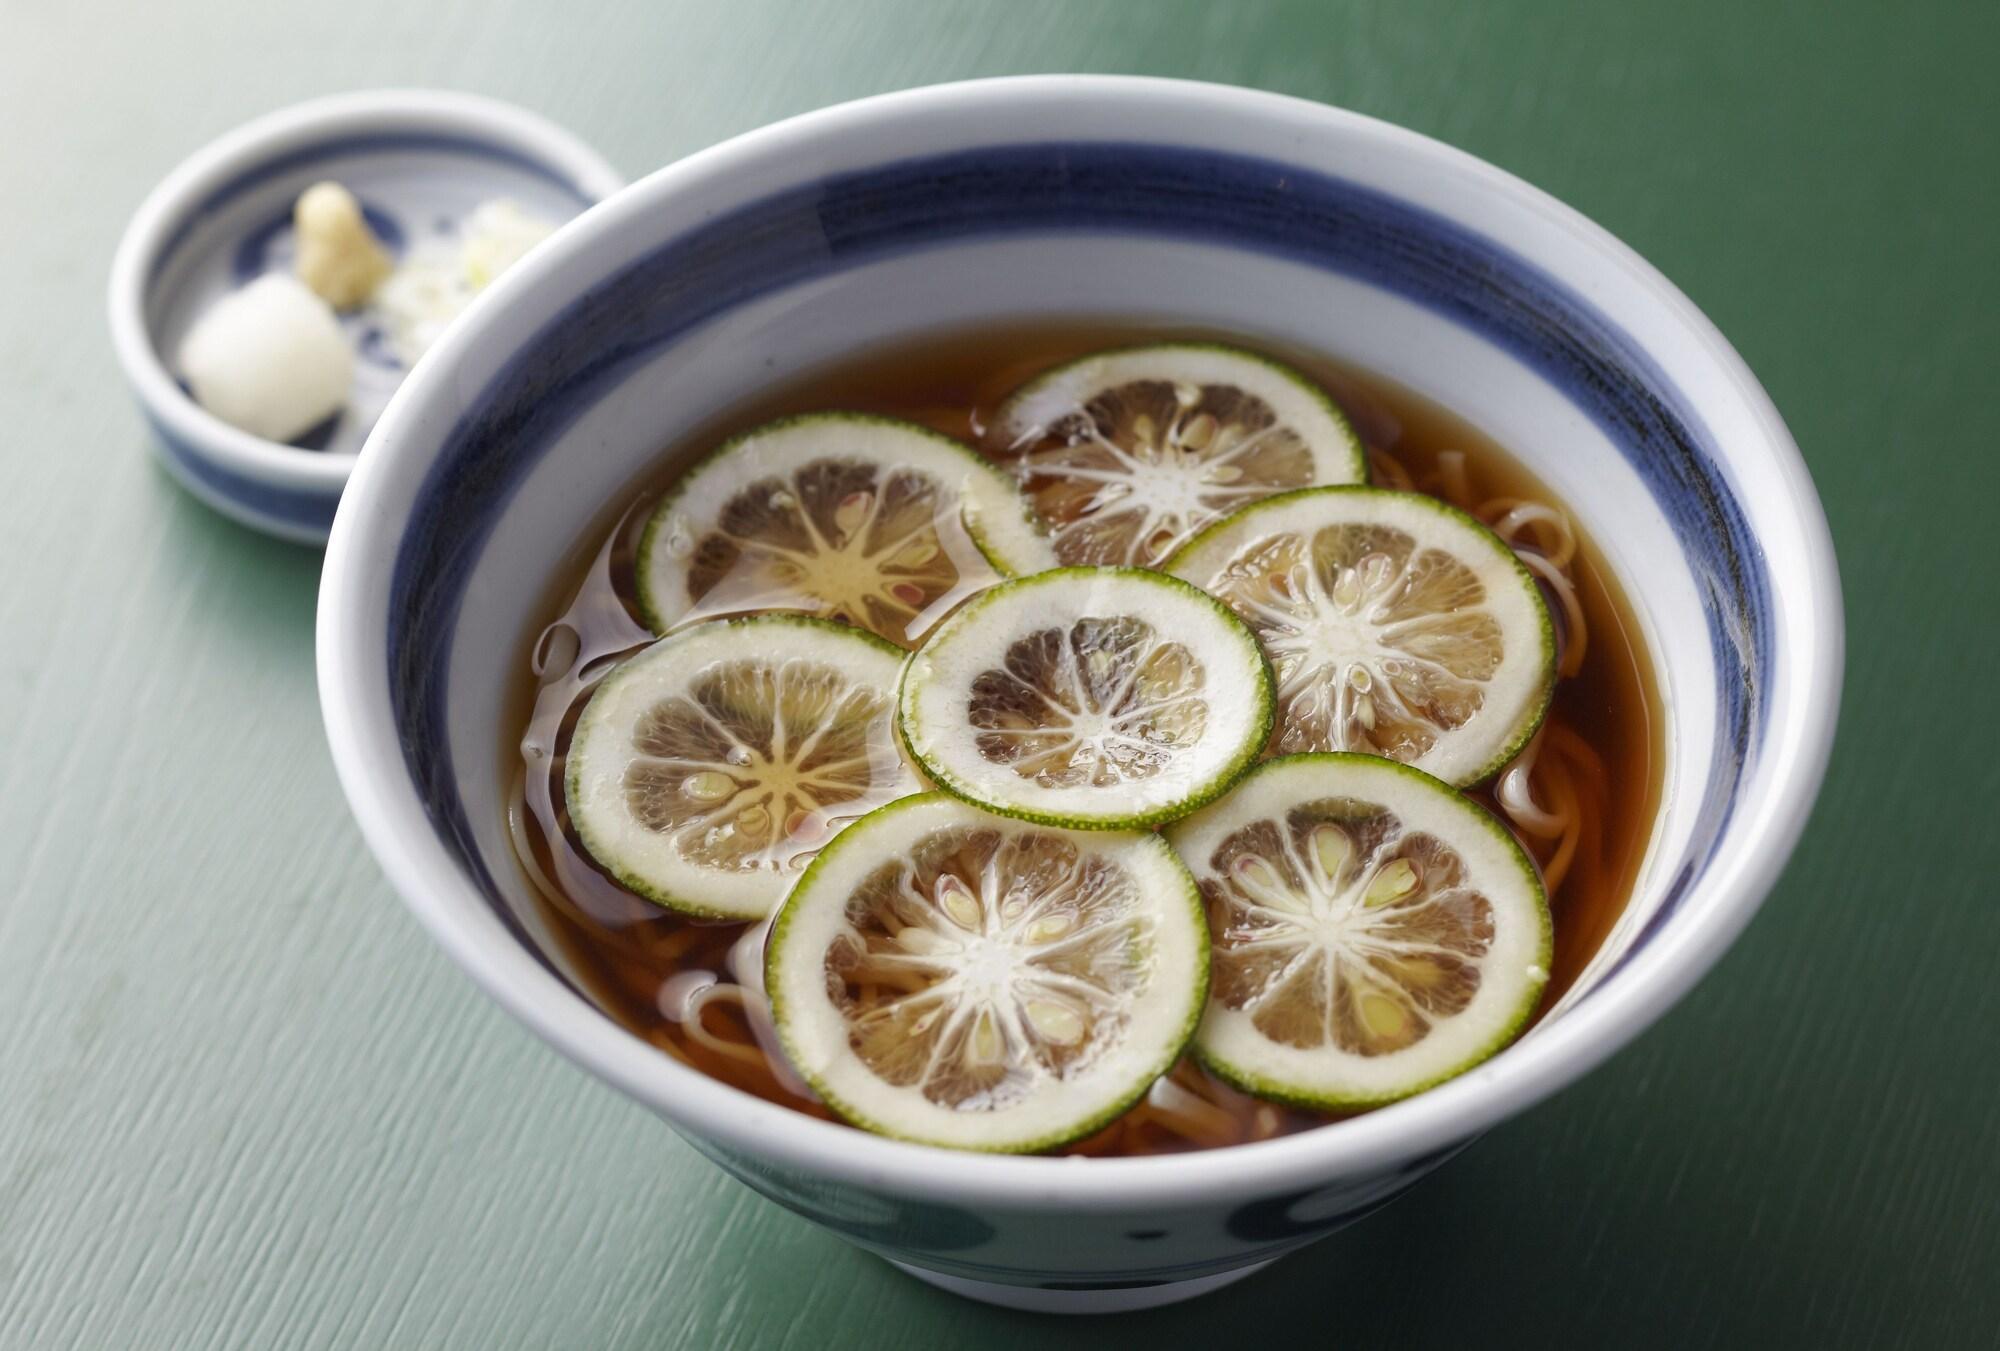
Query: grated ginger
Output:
[[293, 181, 393, 310]]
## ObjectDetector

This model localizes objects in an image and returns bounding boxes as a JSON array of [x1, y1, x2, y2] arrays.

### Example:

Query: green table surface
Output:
[[4, 1, 1996, 1346]]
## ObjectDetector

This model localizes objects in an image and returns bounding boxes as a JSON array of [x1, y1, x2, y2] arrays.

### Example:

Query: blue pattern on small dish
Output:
[[145, 414, 341, 534]]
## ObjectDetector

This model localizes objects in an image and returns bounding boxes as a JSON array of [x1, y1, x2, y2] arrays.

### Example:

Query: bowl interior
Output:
[[322, 82, 1835, 1199]]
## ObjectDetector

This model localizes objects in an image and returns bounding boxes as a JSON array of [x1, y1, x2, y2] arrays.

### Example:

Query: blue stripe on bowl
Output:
[[383, 141, 1774, 988], [150, 132, 598, 288], [146, 412, 340, 533]]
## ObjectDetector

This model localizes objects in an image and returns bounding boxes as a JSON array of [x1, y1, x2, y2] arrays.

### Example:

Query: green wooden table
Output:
[[4, 1, 1994, 1345]]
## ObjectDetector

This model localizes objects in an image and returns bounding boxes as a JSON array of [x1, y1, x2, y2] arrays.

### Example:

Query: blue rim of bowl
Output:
[[384, 140, 1773, 994]]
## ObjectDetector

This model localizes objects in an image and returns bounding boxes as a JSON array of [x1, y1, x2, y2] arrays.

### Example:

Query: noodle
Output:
[[1545, 723, 1610, 797], [1398, 444, 1594, 678], [506, 770, 577, 913], [1376, 439, 1605, 901], [638, 924, 704, 964], [1104, 1061, 1267, 1150], [1367, 447, 1416, 491], [1536, 727, 1610, 901], [1505, 726, 1610, 899], [1496, 728, 1600, 895], [1537, 759, 1584, 895], [681, 984, 772, 1069], [1433, 448, 1473, 505], [1497, 731, 1567, 839], [1484, 501, 1578, 570], [1141, 1070, 1244, 1141], [531, 621, 581, 679], [648, 1028, 700, 1068], [1515, 550, 1589, 678]]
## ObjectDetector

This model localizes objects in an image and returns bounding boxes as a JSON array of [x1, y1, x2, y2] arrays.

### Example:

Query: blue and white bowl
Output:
[[108, 90, 623, 544], [316, 77, 1843, 1313]]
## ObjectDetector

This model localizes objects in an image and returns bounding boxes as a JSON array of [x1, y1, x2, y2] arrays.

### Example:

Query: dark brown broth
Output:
[[502, 322, 1663, 1154]]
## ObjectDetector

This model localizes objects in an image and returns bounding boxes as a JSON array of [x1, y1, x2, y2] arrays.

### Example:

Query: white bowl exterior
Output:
[[318, 77, 1841, 1291]]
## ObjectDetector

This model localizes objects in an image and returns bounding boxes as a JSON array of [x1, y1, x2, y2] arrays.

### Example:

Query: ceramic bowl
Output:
[[108, 89, 623, 544], [316, 77, 1842, 1313]]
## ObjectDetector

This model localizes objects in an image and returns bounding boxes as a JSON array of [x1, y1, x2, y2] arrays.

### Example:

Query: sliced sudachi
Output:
[[764, 793, 1209, 1151], [1166, 753, 1551, 1109], [565, 615, 921, 918], [636, 413, 1055, 647], [985, 344, 1367, 568], [897, 566, 1274, 829], [1168, 485, 1555, 786]]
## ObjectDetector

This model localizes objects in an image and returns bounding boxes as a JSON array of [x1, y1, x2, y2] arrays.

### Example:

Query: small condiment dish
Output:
[[108, 89, 623, 544]]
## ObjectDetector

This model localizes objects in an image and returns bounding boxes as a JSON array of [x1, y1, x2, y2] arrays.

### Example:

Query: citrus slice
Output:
[[766, 793, 1208, 1151], [565, 616, 921, 919], [1168, 486, 1554, 786], [636, 413, 1055, 646], [984, 343, 1366, 568], [1167, 753, 1550, 1109], [898, 567, 1274, 829]]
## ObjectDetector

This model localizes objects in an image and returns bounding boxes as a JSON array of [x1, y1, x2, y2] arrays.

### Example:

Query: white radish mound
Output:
[[177, 274, 353, 442]]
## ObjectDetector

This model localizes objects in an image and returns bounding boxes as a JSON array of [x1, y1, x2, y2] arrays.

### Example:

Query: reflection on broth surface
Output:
[[503, 322, 1661, 1155]]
